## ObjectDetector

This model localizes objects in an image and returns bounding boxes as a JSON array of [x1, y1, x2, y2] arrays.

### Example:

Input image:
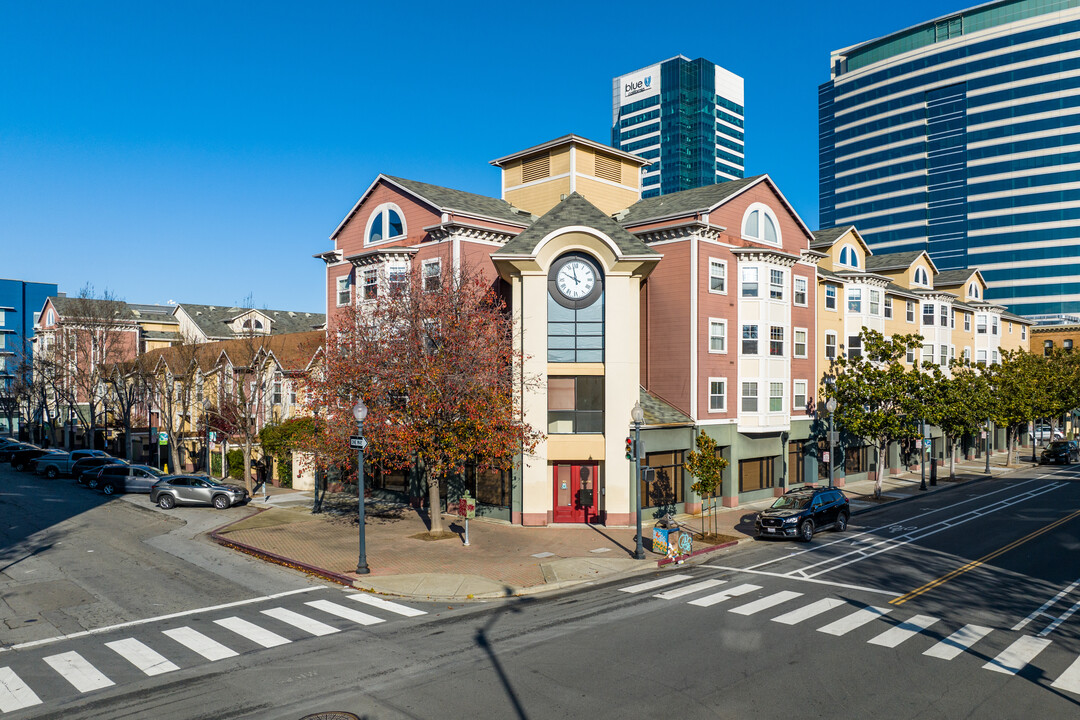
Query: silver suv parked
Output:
[[98, 464, 167, 495], [149, 475, 248, 509]]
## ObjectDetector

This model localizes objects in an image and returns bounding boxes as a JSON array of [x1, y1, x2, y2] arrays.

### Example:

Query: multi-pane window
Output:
[[907, 301, 915, 323], [363, 269, 378, 300], [770, 269, 784, 300], [709, 259, 726, 293], [825, 332, 836, 359], [906, 347, 915, 363], [991, 316, 999, 335], [548, 288, 604, 363], [708, 379, 726, 412], [1066, 339, 1075, 352], [1044, 340, 1053, 356], [825, 284, 837, 310], [709, 319, 726, 353], [770, 326, 784, 356], [794, 329, 807, 358], [964, 313, 971, 331], [977, 315, 988, 334], [1022, 326, 1027, 340], [769, 382, 784, 412], [963, 347, 971, 361], [388, 264, 408, 295], [423, 259, 442, 292], [940, 304, 948, 327], [847, 288, 862, 313], [923, 303, 934, 325], [742, 325, 758, 355], [922, 344, 935, 364], [847, 335, 862, 359], [869, 290, 880, 316], [940, 344, 948, 367], [884, 296, 893, 319], [742, 267, 759, 297], [547, 376, 604, 433], [272, 376, 282, 405], [336, 275, 351, 306], [793, 380, 807, 412], [977, 350, 988, 365], [992, 350, 999, 364], [794, 276, 807, 306], [741, 382, 758, 412]]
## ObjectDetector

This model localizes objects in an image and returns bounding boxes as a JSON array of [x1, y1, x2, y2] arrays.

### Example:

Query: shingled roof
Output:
[[810, 226, 855, 249], [617, 175, 765, 226], [493, 192, 657, 258], [384, 175, 533, 226], [864, 250, 927, 272], [178, 304, 325, 339], [639, 387, 693, 426], [933, 269, 978, 286]]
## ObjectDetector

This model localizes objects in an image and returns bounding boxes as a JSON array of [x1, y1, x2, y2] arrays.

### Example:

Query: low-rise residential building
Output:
[[174, 304, 325, 343]]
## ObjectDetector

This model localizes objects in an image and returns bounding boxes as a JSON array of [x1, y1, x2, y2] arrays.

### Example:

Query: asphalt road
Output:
[[2, 462, 1079, 719]]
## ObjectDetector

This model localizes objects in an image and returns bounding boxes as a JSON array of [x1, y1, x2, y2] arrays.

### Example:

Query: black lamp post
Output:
[[631, 400, 645, 560], [353, 399, 370, 575], [826, 398, 837, 487], [202, 398, 211, 475], [985, 418, 992, 474], [920, 418, 928, 491]]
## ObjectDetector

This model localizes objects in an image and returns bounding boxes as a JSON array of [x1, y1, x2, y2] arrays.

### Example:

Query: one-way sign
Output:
[[349, 436, 368, 450]]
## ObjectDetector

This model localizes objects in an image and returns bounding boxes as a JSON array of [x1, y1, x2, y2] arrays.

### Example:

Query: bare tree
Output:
[[214, 335, 272, 494], [141, 337, 202, 473], [103, 356, 150, 461]]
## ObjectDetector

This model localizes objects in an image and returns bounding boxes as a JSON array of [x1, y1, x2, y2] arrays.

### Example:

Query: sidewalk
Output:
[[211, 451, 1033, 602]]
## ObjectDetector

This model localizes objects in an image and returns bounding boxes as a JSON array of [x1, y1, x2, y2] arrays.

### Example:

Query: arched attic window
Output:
[[242, 318, 264, 331], [914, 267, 930, 286], [741, 203, 781, 246], [969, 282, 979, 299], [366, 203, 406, 245], [838, 244, 859, 268]]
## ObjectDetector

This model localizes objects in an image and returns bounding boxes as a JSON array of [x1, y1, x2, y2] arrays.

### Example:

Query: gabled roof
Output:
[[810, 226, 855, 249], [489, 134, 650, 168], [864, 250, 937, 274], [47, 296, 138, 323], [331, 174, 532, 240], [933, 268, 984, 288], [617, 175, 763, 226], [177, 304, 325, 339], [492, 192, 658, 259]]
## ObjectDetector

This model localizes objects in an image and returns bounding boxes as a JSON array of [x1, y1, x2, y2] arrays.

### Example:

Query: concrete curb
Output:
[[657, 538, 748, 567]]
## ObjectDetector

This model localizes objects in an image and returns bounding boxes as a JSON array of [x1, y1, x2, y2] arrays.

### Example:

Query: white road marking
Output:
[[105, 638, 180, 676], [702, 565, 895, 596], [1013, 576, 1080, 631], [1050, 655, 1080, 695], [772, 598, 848, 625], [348, 594, 428, 617], [818, 606, 890, 636], [1039, 598, 1080, 638], [618, 574, 694, 594], [983, 636, 1053, 675], [261, 607, 339, 636], [214, 617, 291, 648], [730, 590, 803, 616], [924, 624, 994, 660], [653, 579, 724, 600], [867, 614, 939, 647], [0, 667, 42, 712], [163, 627, 238, 661], [0, 586, 323, 654], [688, 583, 761, 608], [43, 651, 114, 693], [306, 599, 384, 626]]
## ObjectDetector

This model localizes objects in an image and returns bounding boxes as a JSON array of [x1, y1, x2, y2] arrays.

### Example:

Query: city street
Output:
[[2, 462, 1079, 718]]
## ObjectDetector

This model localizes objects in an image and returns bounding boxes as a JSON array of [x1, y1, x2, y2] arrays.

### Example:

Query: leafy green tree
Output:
[[926, 361, 992, 478], [684, 431, 728, 538], [822, 329, 927, 498], [988, 350, 1047, 464]]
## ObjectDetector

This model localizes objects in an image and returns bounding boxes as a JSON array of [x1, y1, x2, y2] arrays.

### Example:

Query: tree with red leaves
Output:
[[303, 265, 539, 535]]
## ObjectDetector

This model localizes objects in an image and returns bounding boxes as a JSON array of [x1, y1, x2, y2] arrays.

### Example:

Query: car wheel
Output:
[[212, 495, 230, 510], [13, 462, 24, 472], [87, 476, 99, 489], [158, 494, 175, 510], [799, 520, 815, 542], [46, 467, 59, 479], [834, 512, 849, 533], [102, 483, 115, 495]]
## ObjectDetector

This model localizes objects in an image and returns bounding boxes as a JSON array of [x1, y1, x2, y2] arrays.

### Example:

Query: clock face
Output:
[[556, 260, 596, 299]]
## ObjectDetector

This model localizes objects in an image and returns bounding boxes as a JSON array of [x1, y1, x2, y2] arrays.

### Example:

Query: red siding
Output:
[[642, 241, 691, 414]]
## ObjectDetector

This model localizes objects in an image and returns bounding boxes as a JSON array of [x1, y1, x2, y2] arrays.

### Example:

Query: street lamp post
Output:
[[985, 418, 991, 474], [353, 399, 370, 575], [631, 401, 645, 560], [920, 418, 928, 491], [826, 398, 837, 488]]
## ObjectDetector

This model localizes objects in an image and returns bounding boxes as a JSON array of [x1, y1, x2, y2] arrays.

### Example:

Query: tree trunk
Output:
[[168, 435, 180, 474], [427, 472, 443, 534], [874, 442, 886, 497], [124, 419, 132, 461], [243, 439, 253, 494]]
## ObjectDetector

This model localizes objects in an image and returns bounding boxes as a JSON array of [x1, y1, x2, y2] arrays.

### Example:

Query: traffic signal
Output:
[[625, 437, 634, 460]]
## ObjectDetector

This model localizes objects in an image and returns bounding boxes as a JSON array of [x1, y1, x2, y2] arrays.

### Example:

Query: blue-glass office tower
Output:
[[613, 56, 745, 199], [819, 0, 1080, 317], [0, 278, 59, 436]]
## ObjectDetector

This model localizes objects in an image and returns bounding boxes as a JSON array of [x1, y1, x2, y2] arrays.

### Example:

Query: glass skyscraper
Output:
[[613, 55, 745, 199], [819, 0, 1080, 317]]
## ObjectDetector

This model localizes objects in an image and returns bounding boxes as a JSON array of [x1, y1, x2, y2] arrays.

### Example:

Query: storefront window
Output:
[[739, 456, 775, 493], [643, 451, 684, 509]]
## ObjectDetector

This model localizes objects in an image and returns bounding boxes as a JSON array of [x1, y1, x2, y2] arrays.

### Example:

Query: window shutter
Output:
[[521, 154, 550, 183], [594, 153, 621, 183]]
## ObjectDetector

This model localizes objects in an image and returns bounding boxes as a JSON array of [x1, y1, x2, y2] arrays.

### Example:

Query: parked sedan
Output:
[[150, 475, 249, 509], [98, 464, 166, 495], [76, 459, 129, 488], [1041, 440, 1080, 465], [9, 448, 56, 472], [0, 443, 36, 463]]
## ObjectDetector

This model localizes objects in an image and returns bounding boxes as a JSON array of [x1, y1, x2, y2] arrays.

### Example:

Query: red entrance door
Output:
[[552, 463, 599, 523]]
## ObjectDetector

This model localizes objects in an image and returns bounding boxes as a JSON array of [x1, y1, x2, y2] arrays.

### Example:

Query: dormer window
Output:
[[969, 282, 979, 299], [365, 203, 406, 245], [838, 244, 859, 268], [742, 203, 781, 245], [242, 319, 263, 331], [913, 267, 930, 286]]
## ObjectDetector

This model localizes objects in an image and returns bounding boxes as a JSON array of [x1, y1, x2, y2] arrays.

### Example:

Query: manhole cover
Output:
[[300, 713, 359, 720]]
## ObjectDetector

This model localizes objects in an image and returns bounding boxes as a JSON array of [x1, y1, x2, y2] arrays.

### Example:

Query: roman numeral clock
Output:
[[549, 253, 602, 310]]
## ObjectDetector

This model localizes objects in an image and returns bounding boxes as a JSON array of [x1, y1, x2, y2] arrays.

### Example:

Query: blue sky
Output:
[[1, 0, 958, 313]]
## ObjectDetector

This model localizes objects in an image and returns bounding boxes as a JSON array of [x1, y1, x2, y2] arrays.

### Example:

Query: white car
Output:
[[1030, 425, 1064, 442]]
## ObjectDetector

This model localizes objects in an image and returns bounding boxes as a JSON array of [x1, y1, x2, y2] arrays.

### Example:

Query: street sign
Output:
[[209, 431, 217, 442], [458, 494, 476, 519], [822, 451, 830, 464], [158, 431, 168, 446], [642, 467, 657, 484], [923, 438, 932, 449], [349, 435, 367, 450], [980, 431, 986, 439], [828, 431, 839, 443]]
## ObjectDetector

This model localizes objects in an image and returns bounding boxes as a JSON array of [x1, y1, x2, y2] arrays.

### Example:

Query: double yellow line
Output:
[[890, 508, 1080, 606]]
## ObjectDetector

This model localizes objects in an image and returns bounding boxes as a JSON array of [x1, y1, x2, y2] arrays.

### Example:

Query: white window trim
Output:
[[336, 274, 352, 307], [741, 381, 759, 413], [906, 301, 915, 324], [884, 295, 893, 319], [913, 266, 930, 287], [794, 327, 808, 359], [364, 202, 407, 246], [825, 284, 837, 312], [838, 243, 859, 269], [707, 377, 727, 413], [741, 202, 782, 246], [422, 258, 442, 292], [768, 381, 785, 414], [793, 275, 808, 307], [824, 331, 838, 360], [708, 318, 728, 354], [740, 265, 759, 298], [793, 379, 808, 413], [708, 258, 727, 295], [769, 268, 785, 301]]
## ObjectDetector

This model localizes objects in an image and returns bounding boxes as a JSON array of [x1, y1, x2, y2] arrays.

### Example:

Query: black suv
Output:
[[755, 486, 850, 542], [1041, 440, 1080, 465]]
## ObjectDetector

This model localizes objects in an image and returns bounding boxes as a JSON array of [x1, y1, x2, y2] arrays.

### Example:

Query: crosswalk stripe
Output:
[[984, 636, 1052, 675], [0, 667, 42, 713], [619, 574, 694, 594], [924, 624, 993, 660], [731, 590, 803, 616], [689, 583, 761, 608], [818, 606, 890, 636], [214, 617, 292, 648], [1050, 655, 1080, 695], [867, 614, 939, 648], [43, 651, 114, 693], [307, 599, 384, 626], [105, 638, 180, 676], [653, 579, 724, 600], [348, 594, 427, 617], [772, 598, 847, 625], [163, 627, 238, 661], [262, 607, 339, 637]]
